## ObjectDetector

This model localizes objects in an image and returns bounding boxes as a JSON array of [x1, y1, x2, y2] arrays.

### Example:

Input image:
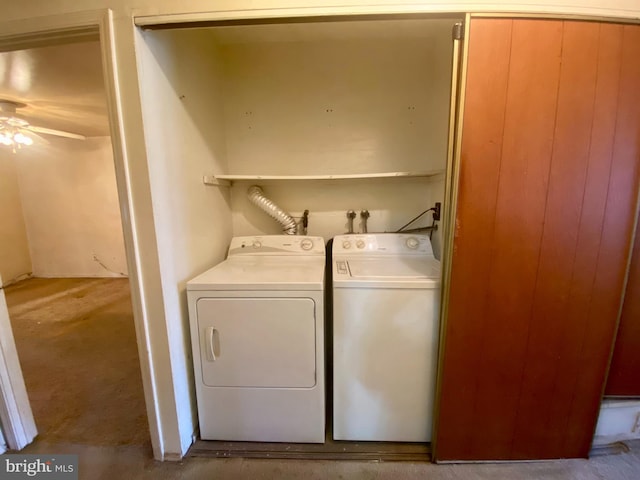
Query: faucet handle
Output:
[[346, 210, 356, 234], [360, 210, 370, 233]]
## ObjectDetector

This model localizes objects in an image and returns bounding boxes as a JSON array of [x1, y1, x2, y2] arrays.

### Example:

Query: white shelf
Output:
[[203, 170, 444, 186]]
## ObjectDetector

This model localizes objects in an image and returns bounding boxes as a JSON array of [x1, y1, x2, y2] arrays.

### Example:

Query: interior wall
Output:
[[0, 153, 32, 286], [231, 177, 443, 253], [220, 26, 452, 175], [235, 175, 444, 258], [14, 136, 128, 278], [136, 27, 232, 453]]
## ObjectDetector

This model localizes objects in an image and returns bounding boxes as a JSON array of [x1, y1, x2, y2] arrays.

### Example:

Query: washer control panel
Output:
[[333, 234, 433, 255], [228, 235, 325, 256]]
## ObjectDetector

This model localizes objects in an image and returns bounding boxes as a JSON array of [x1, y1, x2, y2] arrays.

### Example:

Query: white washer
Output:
[[332, 233, 441, 442], [187, 235, 325, 443]]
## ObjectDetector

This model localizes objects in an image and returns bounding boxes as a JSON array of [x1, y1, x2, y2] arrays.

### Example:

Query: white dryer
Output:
[[187, 235, 325, 443], [332, 233, 440, 442]]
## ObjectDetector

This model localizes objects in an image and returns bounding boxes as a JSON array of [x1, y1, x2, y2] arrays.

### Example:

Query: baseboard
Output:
[[163, 452, 184, 462], [0, 273, 32, 288]]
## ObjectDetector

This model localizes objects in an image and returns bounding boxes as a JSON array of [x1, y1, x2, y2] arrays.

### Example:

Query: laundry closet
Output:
[[135, 14, 459, 455]]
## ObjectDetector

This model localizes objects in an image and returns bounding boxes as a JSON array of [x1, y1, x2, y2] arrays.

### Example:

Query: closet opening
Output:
[[136, 13, 464, 460]]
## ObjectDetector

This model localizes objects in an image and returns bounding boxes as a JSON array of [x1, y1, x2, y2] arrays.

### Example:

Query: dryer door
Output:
[[196, 297, 316, 388]]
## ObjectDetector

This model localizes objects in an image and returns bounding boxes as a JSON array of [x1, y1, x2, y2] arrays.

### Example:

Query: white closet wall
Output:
[[219, 21, 452, 175], [136, 27, 233, 450], [0, 153, 32, 285], [230, 177, 442, 250]]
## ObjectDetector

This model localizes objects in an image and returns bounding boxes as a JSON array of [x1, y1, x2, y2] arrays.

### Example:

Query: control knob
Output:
[[356, 240, 366, 249], [406, 237, 420, 250], [300, 238, 314, 251], [342, 240, 352, 249], [252, 240, 262, 249]]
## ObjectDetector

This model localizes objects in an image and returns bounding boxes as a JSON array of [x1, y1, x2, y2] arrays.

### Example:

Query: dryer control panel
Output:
[[228, 235, 325, 256], [333, 234, 433, 256]]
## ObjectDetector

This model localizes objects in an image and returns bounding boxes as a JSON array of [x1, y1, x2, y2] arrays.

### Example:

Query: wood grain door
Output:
[[435, 18, 640, 461], [605, 212, 640, 396]]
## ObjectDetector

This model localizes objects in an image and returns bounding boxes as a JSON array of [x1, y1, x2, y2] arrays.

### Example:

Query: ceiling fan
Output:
[[0, 100, 86, 150]]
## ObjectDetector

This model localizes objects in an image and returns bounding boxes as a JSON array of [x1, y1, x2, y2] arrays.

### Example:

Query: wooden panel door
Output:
[[606, 212, 640, 396], [435, 19, 640, 461]]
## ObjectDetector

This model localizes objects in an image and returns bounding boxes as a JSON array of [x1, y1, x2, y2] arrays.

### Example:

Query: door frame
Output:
[[0, 9, 163, 458], [0, 421, 7, 453], [430, 13, 472, 461], [0, 280, 36, 450]]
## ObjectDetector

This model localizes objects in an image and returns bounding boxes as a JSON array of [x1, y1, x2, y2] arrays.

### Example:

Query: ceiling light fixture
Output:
[[0, 100, 86, 153], [0, 128, 34, 152]]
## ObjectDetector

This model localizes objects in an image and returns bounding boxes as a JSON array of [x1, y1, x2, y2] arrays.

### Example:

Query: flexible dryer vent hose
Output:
[[247, 185, 298, 235]]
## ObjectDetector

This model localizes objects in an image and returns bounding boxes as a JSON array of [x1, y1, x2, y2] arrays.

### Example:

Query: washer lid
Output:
[[188, 256, 325, 291], [347, 257, 440, 279], [334, 256, 440, 288]]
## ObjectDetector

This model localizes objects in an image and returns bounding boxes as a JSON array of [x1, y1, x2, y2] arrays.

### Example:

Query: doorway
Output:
[[0, 38, 149, 449]]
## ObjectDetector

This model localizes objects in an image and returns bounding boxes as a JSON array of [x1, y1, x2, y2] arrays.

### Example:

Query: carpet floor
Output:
[[5, 277, 149, 446]]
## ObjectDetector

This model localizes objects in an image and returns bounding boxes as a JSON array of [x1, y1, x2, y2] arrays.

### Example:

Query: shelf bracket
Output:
[[203, 175, 231, 187]]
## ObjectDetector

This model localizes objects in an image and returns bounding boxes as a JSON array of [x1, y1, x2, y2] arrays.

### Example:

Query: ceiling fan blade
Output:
[[22, 130, 50, 145], [27, 125, 86, 140]]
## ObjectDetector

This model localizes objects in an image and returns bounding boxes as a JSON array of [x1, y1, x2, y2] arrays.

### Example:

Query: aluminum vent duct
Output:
[[247, 185, 298, 235]]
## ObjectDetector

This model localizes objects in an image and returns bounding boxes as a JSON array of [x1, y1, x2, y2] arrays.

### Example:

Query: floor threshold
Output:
[[189, 437, 431, 462]]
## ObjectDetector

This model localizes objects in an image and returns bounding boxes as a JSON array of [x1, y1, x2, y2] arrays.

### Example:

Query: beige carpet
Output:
[[5, 277, 149, 447]]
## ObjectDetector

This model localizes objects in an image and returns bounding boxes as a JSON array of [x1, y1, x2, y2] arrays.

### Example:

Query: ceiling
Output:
[[0, 40, 110, 137]]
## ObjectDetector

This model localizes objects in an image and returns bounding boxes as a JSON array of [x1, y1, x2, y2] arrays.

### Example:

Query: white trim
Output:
[[0, 281, 37, 451], [133, 4, 640, 27], [97, 9, 165, 460], [0, 9, 165, 459], [0, 10, 102, 39]]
